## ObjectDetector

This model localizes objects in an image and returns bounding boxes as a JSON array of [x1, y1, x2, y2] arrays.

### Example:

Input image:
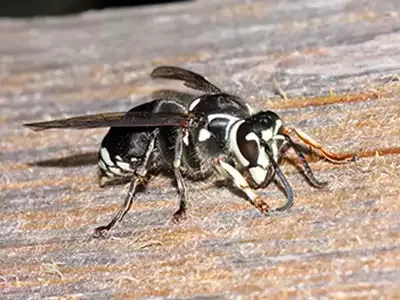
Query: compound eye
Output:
[[239, 134, 259, 165], [241, 140, 259, 165]]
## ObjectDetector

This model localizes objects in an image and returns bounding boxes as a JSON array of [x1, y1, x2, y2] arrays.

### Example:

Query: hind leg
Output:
[[93, 175, 140, 238], [93, 133, 158, 238]]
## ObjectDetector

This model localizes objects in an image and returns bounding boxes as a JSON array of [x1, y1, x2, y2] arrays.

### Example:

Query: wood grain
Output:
[[1, 0, 400, 298]]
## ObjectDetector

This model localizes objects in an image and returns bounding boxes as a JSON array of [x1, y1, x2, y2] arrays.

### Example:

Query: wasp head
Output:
[[230, 111, 284, 188]]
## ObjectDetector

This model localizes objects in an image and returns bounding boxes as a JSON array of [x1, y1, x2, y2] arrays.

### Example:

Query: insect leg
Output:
[[172, 168, 187, 223], [93, 176, 139, 238], [282, 126, 356, 163], [173, 128, 184, 169], [283, 135, 328, 188], [171, 128, 188, 223], [93, 132, 158, 238], [216, 158, 270, 213]]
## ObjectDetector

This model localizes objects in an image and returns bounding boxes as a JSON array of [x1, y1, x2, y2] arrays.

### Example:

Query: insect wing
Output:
[[151, 66, 252, 114], [23, 112, 126, 131], [120, 111, 191, 127], [24, 111, 191, 131], [151, 65, 222, 94]]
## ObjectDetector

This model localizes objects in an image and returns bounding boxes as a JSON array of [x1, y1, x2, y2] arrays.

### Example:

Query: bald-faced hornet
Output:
[[24, 66, 355, 237]]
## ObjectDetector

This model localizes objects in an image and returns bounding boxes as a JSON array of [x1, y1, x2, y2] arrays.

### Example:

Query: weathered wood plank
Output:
[[1, 0, 400, 298]]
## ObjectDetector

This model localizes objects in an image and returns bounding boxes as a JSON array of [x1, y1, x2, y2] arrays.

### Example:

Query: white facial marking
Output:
[[188, 98, 201, 111], [271, 120, 283, 162], [271, 141, 279, 162], [249, 166, 267, 185], [100, 147, 114, 166], [198, 128, 211, 142], [130, 157, 138, 162], [245, 132, 259, 142], [116, 161, 133, 172], [274, 119, 283, 134], [261, 129, 273, 142], [229, 120, 249, 167], [257, 146, 270, 168], [98, 159, 107, 171]]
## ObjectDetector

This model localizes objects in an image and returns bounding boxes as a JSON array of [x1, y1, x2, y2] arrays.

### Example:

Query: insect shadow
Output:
[[28, 152, 99, 168]]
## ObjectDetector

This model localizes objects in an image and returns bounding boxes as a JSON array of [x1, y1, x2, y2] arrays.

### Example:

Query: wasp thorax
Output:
[[230, 111, 283, 186]]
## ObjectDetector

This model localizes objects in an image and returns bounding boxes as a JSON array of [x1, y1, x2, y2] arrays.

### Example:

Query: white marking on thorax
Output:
[[198, 128, 211, 142], [115, 155, 123, 161], [188, 97, 201, 111], [207, 113, 239, 123], [229, 120, 249, 167], [208, 113, 240, 140], [100, 147, 114, 166]]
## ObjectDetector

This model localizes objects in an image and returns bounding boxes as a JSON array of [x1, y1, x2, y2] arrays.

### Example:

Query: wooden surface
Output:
[[1, 0, 400, 298]]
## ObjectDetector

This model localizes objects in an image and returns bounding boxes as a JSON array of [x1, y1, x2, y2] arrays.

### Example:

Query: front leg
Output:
[[215, 158, 270, 213]]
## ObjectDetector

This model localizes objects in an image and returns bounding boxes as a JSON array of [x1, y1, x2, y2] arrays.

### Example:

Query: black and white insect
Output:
[[24, 66, 355, 237]]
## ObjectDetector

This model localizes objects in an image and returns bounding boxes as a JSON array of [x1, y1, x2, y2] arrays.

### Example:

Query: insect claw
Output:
[[254, 197, 271, 214], [171, 208, 187, 224], [92, 226, 110, 239], [316, 180, 329, 188]]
